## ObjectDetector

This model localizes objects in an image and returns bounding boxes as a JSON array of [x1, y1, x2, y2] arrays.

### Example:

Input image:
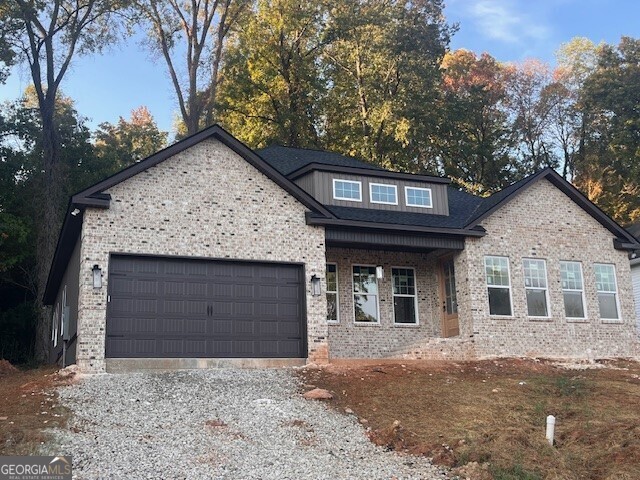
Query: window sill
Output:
[[393, 323, 420, 327], [327, 321, 340, 325], [527, 316, 553, 322], [566, 318, 589, 323], [489, 315, 515, 320], [601, 318, 623, 324], [354, 321, 381, 326]]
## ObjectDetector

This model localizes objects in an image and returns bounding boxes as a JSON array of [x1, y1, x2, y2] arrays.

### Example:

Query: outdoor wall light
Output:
[[92, 265, 102, 289], [310, 274, 321, 296], [376, 265, 384, 279]]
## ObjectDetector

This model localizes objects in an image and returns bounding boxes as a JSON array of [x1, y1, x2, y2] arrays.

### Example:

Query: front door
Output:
[[439, 257, 459, 337]]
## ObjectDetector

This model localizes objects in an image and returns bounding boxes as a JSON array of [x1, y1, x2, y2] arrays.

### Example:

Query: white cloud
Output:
[[466, 0, 551, 44]]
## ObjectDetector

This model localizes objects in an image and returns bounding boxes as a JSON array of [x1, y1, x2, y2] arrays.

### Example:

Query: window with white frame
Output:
[[405, 187, 433, 208], [523, 258, 549, 317], [484, 256, 512, 316], [333, 179, 362, 201], [326, 263, 339, 323], [392, 268, 417, 324], [370, 183, 398, 205], [560, 261, 586, 318], [594, 263, 619, 319], [352, 266, 379, 323]]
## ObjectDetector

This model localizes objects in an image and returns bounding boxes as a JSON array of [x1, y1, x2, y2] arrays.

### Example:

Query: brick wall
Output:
[[457, 178, 639, 359], [326, 247, 443, 358], [76, 138, 327, 372]]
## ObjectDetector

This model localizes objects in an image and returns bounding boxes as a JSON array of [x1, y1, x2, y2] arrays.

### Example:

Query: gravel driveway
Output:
[[47, 368, 451, 480]]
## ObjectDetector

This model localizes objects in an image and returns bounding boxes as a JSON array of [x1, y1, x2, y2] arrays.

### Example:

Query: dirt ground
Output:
[[299, 358, 640, 480], [0, 360, 72, 455]]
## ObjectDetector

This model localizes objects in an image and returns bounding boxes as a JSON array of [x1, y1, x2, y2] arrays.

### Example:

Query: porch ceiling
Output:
[[325, 228, 464, 253]]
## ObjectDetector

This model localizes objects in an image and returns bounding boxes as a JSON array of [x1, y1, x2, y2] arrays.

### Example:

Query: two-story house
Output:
[[44, 125, 640, 372]]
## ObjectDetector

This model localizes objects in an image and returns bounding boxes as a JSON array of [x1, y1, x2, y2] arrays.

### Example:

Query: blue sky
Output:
[[1, 0, 639, 137]]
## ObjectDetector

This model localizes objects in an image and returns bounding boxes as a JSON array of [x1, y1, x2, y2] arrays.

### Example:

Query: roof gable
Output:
[[44, 125, 335, 304], [73, 125, 334, 217], [465, 168, 640, 249]]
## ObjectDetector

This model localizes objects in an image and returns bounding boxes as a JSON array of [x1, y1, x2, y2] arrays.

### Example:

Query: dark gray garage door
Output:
[[105, 255, 306, 358]]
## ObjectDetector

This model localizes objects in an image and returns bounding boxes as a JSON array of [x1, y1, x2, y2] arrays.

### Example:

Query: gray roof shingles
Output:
[[258, 144, 532, 231], [257, 145, 384, 175]]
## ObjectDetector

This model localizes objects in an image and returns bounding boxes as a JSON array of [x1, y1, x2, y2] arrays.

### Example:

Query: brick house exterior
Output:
[[44, 126, 640, 372]]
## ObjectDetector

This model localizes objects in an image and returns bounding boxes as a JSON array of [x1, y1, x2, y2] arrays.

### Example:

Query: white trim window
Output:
[[333, 179, 362, 202], [370, 183, 398, 205], [484, 256, 512, 316], [405, 186, 433, 208], [594, 263, 620, 319], [560, 261, 586, 319], [352, 265, 379, 323], [326, 263, 339, 323], [523, 258, 550, 317], [392, 267, 418, 324]]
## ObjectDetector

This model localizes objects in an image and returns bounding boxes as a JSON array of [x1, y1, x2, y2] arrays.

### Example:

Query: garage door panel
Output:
[[213, 302, 232, 315], [233, 284, 254, 298], [234, 319, 255, 335], [234, 302, 254, 316], [106, 256, 305, 358], [212, 319, 233, 335]]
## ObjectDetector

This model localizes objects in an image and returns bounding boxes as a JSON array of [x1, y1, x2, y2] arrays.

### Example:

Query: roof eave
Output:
[[305, 212, 486, 237], [287, 163, 451, 184]]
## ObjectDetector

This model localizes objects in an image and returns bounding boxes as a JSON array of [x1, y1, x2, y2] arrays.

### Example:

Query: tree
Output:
[[136, 0, 248, 136], [549, 37, 599, 180], [0, 90, 95, 362], [4, 0, 123, 359], [218, 0, 328, 148], [575, 37, 640, 224], [504, 59, 557, 173], [435, 50, 515, 193], [93, 106, 168, 180], [0, 3, 17, 83], [322, 0, 452, 171]]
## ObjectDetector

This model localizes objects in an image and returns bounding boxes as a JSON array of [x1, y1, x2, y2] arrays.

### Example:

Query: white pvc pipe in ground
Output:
[[546, 415, 556, 446]]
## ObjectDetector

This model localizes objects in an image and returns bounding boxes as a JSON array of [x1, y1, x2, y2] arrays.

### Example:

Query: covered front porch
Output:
[[323, 227, 472, 359]]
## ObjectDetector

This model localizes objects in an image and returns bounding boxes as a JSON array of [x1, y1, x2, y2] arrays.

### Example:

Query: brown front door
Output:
[[439, 257, 459, 337]]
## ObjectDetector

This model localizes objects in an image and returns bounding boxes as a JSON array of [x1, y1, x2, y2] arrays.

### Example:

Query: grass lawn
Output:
[[300, 358, 640, 480], [0, 361, 70, 455]]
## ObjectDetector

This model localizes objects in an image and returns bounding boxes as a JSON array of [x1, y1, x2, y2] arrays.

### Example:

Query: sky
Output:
[[1, 0, 639, 137]]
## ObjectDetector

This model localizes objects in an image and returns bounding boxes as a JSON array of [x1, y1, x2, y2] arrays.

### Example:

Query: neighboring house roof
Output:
[[257, 145, 385, 175], [626, 222, 640, 241]]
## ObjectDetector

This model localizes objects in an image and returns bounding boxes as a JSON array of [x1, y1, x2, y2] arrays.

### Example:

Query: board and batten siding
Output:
[[631, 261, 640, 333], [294, 171, 449, 215]]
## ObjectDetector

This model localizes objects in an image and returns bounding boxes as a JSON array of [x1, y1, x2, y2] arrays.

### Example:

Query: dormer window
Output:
[[405, 187, 433, 208], [370, 183, 398, 205], [333, 179, 362, 202]]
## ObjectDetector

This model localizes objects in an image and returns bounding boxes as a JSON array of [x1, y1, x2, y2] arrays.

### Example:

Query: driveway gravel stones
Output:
[[46, 368, 451, 479]]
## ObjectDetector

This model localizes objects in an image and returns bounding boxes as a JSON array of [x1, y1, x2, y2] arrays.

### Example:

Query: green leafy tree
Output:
[[322, 0, 452, 171], [575, 37, 640, 224], [0, 90, 95, 362], [435, 49, 515, 193], [4, 0, 126, 359], [218, 0, 328, 148]]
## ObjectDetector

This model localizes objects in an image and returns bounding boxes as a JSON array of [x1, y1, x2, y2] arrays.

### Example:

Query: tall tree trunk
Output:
[[34, 96, 63, 362]]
